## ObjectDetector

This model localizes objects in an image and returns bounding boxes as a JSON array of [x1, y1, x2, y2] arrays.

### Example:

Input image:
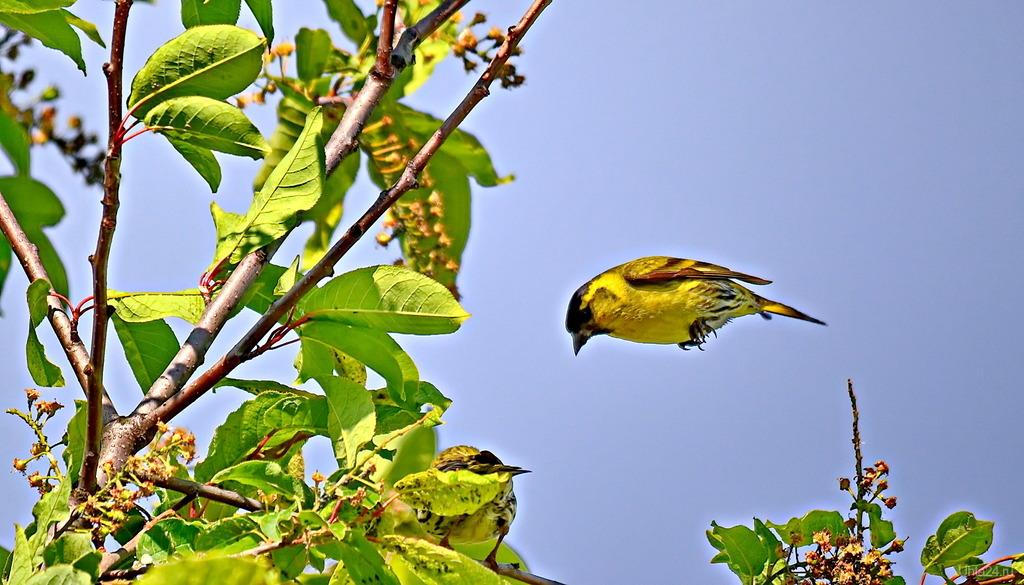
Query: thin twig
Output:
[[81, 0, 133, 495], [149, 474, 264, 511], [491, 563, 568, 585], [848, 379, 865, 540], [0, 193, 118, 419], [141, 0, 551, 430]]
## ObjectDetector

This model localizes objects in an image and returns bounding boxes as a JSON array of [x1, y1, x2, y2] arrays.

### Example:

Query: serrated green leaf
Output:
[[62, 10, 105, 47], [382, 536, 511, 585], [136, 555, 275, 585], [317, 377, 375, 465], [24, 565, 91, 585], [42, 532, 94, 568], [107, 290, 205, 324], [296, 28, 331, 82], [210, 461, 313, 507], [210, 107, 324, 268], [0, 108, 30, 174], [111, 315, 180, 393], [0, 0, 73, 13], [303, 148, 359, 269], [25, 278, 64, 386], [181, 0, 241, 28], [0, 9, 84, 72], [166, 136, 222, 192], [301, 265, 470, 334], [195, 391, 327, 482], [137, 518, 200, 562], [298, 321, 418, 404], [393, 468, 510, 517], [706, 522, 770, 581], [243, 0, 273, 44], [921, 511, 995, 575], [128, 25, 265, 117], [144, 96, 269, 159]]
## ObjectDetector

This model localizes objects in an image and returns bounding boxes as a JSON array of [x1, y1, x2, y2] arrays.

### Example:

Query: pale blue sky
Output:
[[2, 2, 1023, 584]]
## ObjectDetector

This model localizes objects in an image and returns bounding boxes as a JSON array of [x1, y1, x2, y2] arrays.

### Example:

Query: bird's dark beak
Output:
[[501, 466, 530, 476], [572, 331, 590, 355]]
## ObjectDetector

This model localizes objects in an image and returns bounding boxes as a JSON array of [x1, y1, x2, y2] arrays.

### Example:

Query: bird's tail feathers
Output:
[[757, 298, 826, 326]]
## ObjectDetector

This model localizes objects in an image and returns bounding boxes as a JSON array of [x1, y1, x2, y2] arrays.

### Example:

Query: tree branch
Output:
[[0, 192, 118, 420], [141, 0, 552, 431], [491, 563, 568, 585], [323, 0, 471, 175], [149, 474, 264, 511], [81, 0, 133, 495]]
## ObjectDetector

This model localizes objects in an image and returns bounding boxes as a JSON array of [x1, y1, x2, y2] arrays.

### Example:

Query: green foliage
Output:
[[393, 469, 509, 518], [111, 315, 180, 392], [24, 278, 64, 387], [920, 512, 994, 576]]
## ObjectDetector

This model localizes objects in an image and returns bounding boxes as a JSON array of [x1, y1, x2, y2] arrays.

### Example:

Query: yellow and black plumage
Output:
[[415, 446, 529, 564], [566, 256, 825, 353]]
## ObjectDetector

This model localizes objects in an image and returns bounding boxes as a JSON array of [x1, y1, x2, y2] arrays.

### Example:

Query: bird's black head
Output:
[[566, 283, 596, 355]]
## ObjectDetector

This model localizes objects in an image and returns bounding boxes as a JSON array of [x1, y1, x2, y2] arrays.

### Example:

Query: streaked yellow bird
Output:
[[566, 256, 825, 353], [414, 446, 529, 565]]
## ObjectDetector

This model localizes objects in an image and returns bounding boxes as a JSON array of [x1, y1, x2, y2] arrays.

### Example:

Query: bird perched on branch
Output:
[[566, 256, 825, 353], [413, 446, 529, 566]]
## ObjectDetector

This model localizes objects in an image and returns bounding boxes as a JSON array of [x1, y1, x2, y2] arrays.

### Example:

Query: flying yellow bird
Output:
[[566, 256, 825, 354]]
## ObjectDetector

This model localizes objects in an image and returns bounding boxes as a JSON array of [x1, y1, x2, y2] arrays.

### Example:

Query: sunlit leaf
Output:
[[107, 290, 206, 324], [136, 554, 276, 585], [382, 536, 512, 585], [296, 28, 331, 82], [145, 96, 269, 159], [25, 278, 64, 386], [317, 376, 375, 465], [166, 137, 222, 192], [128, 25, 265, 117], [0, 9, 84, 72], [393, 468, 509, 517], [921, 511, 994, 576], [181, 0, 241, 28], [111, 315, 180, 393]]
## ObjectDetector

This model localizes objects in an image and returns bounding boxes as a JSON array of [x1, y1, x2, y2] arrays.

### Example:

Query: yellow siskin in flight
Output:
[[566, 256, 825, 354], [414, 446, 529, 565]]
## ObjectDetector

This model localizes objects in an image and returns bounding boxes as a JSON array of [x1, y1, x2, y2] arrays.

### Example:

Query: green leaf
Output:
[[214, 377, 312, 396], [25, 278, 64, 386], [243, 0, 273, 44], [42, 531, 95, 567], [181, 0, 242, 28], [323, 0, 368, 46], [381, 425, 436, 487], [196, 391, 326, 482], [239, 263, 288, 314], [136, 555, 276, 585], [303, 148, 358, 269], [193, 517, 262, 555], [137, 518, 200, 562], [382, 536, 510, 585], [296, 28, 331, 82], [107, 290, 206, 324], [298, 322, 418, 404], [210, 461, 313, 507], [706, 522, 770, 581], [209, 107, 325, 268], [921, 511, 995, 576], [23, 565, 91, 585], [128, 25, 265, 117], [862, 502, 897, 548], [62, 400, 86, 485], [0, 175, 68, 299], [0, 0, 73, 13], [0, 9, 84, 72], [767, 510, 848, 547], [111, 315, 180, 393], [317, 377, 375, 465], [330, 532, 400, 585], [62, 10, 105, 47], [165, 136, 222, 192], [393, 468, 509, 517], [273, 256, 300, 296], [12, 476, 73, 575], [301, 265, 470, 334], [0, 108, 30, 175], [144, 96, 269, 159]]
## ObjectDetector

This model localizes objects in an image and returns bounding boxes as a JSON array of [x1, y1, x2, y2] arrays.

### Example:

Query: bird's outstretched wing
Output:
[[621, 257, 772, 285]]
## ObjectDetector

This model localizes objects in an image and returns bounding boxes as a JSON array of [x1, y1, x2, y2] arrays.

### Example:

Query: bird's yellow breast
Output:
[[584, 271, 759, 344]]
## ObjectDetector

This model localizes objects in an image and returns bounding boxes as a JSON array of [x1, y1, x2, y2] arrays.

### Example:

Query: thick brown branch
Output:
[[150, 474, 264, 511], [141, 0, 552, 431], [81, 0, 133, 495], [0, 193, 118, 420]]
